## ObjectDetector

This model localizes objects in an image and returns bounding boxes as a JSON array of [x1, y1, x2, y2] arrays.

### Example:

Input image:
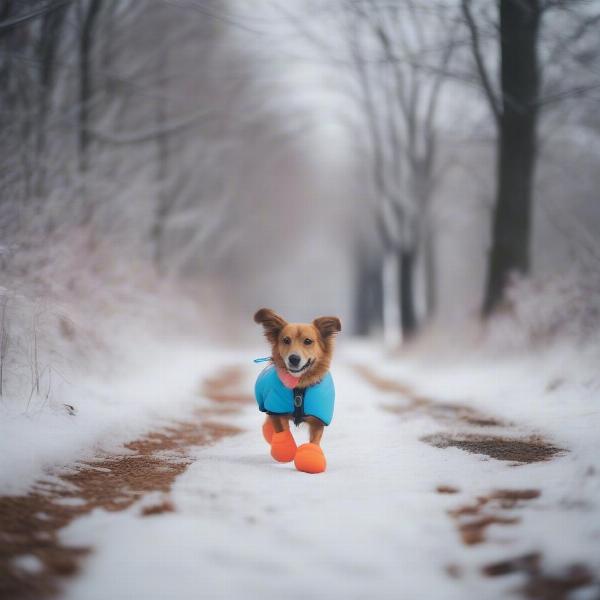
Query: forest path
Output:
[[353, 364, 596, 598], [2, 355, 598, 600], [0, 365, 249, 600]]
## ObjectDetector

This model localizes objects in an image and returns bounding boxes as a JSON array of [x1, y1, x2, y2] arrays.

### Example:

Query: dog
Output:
[[253, 308, 341, 474]]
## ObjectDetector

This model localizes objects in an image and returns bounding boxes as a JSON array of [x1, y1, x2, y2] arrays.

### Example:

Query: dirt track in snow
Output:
[[1, 363, 598, 600], [355, 364, 598, 599], [0, 367, 248, 600]]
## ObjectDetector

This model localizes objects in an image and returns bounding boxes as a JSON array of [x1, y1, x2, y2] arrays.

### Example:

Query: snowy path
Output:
[[4, 345, 599, 600], [57, 348, 600, 600]]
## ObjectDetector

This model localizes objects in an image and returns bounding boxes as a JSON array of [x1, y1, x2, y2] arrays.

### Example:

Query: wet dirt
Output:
[[483, 553, 599, 600], [0, 365, 249, 600], [447, 488, 540, 546], [355, 365, 562, 465], [436, 485, 460, 494], [356, 364, 589, 598], [355, 365, 509, 428], [141, 500, 175, 517], [421, 433, 563, 464], [448, 488, 599, 597]]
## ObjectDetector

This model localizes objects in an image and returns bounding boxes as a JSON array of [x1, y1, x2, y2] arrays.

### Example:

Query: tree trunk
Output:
[[151, 51, 170, 273], [482, 0, 541, 315], [78, 0, 101, 177], [423, 220, 437, 319], [35, 4, 68, 198], [78, 0, 102, 230], [353, 244, 382, 336], [382, 250, 400, 348], [399, 248, 418, 340]]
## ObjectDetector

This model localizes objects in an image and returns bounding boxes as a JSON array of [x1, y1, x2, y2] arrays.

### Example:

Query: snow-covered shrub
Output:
[[486, 266, 600, 350], [0, 226, 212, 416]]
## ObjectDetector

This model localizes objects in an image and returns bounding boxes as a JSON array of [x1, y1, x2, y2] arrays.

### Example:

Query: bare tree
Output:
[[462, 0, 600, 316], [78, 0, 102, 225], [462, 0, 541, 316], [0, 294, 9, 397], [337, 0, 458, 342], [151, 47, 171, 273]]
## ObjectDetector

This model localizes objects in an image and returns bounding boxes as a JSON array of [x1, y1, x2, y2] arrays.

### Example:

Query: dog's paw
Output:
[[262, 419, 275, 444], [270, 430, 297, 462], [294, 443, 326, 474]]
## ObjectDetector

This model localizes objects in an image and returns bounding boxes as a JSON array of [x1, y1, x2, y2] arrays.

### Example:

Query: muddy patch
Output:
[[141, 500, 175, 517], [448, 489, 541, 546], [437, 485, 460, 494], [448, 488, 541, 546], [202, 366, 254, 405], [483, 553, 599, 600], [457, 514, 521, 545], [355, 365, 589, 597], [448, 489, 599, 595], [356, 365, 564, 465], [0, 365, 248, 600], [422, 433, 563, 464], [355, 364, 509, 428], [483, 552, 542, 577]]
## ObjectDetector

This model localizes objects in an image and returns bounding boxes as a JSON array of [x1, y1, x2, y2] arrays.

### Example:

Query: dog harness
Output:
[[254, 363, 335, 426]]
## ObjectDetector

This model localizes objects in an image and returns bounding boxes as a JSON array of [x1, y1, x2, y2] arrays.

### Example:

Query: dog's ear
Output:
[[313, 316, 342, 339], [254, 308, 287, 344]]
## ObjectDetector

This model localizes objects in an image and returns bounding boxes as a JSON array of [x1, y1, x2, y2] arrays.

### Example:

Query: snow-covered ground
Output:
[[54, 340, 600, 599], [0, 336, 243, 495]]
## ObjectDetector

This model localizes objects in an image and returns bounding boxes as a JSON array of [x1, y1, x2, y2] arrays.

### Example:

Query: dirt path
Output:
[[355, 364, 599, 600], [0, 366, 250, 600], [3, 361, 598, 600], [354, 364, 563, 464]]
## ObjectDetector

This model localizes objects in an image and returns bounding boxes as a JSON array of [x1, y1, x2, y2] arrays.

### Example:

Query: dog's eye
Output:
[[303, 338, 313, 346], [282, 336, 291, 345]]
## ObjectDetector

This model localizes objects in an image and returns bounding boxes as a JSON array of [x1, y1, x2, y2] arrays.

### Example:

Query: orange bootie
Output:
[[262, 418, 275, 444], [294, 443, 326, 474], [270, 430, 297, 463]]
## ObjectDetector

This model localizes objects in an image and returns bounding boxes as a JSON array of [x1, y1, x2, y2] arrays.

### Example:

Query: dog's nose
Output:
[[288, 354, 301, 367]]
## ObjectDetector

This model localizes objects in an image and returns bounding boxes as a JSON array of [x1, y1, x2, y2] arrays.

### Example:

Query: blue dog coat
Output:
[[255, 364, 335, 426]]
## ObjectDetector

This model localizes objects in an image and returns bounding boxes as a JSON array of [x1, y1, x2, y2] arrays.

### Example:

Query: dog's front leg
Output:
[[307, 417, 324, 446], [294, 417, 326, 474], [269, 415, 289, 434], [267, 415, 296, 463]]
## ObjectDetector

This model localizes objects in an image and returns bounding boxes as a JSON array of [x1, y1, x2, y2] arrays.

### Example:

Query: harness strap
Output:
[[292, 387, 305, 426]]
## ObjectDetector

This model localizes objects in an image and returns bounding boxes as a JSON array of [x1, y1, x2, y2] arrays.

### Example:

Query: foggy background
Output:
[[1, 0, 599, 397], [2, 3, 600, 599]]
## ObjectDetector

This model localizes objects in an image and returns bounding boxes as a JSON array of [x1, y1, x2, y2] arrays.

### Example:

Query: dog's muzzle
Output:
[[286, 357, 312, 374]]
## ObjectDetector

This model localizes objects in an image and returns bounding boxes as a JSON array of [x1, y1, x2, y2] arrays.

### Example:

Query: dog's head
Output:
[[254, 308, 341, 386]]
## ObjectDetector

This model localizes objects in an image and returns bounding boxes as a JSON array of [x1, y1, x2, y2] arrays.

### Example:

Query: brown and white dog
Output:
[[254, 308, 341, 473]]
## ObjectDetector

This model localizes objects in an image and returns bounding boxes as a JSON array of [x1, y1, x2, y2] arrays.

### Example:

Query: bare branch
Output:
[[534, 81, 600, 108], [0, 0, 74, 31], [461, 0, 502, 124]]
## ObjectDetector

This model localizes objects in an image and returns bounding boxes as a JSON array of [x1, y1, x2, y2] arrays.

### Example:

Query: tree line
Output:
[[286, 0, 599, 342]]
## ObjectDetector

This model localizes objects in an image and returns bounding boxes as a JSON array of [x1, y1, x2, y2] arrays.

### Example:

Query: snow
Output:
[[0, 335, 243, 495], [12, 554, 45, 575], [56, 339, 600, 599]]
